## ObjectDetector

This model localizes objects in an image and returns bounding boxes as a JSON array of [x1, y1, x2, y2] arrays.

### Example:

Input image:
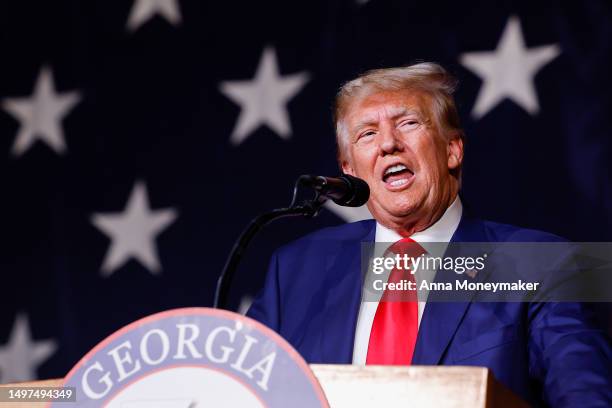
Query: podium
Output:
[[0, 365, 527, 407], [311, 365, 527, 407]]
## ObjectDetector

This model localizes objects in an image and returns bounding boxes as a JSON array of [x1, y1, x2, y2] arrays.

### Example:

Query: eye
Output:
[[399, 119, 420, 129], [357, 130, 376, 140]]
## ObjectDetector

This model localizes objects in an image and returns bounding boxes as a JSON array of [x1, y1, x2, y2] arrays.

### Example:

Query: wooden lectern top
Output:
[[310, 364, 527, 408], [0, 365, 527, 408]]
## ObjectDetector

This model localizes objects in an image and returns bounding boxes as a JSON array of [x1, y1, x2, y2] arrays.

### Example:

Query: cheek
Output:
[[416, 140, 448, 176], [351, 150, 377, 174]]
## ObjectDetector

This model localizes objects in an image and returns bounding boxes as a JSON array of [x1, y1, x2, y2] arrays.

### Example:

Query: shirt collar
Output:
[[375, 196, 463, 244]]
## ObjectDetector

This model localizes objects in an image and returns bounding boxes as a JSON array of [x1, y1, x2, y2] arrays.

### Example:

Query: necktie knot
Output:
[[387, 237, 427, 258]]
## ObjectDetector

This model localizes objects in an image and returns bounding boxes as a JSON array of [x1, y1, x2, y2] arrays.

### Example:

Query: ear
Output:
[[447, 134, 464, 171], [341, 159, 355, 176]]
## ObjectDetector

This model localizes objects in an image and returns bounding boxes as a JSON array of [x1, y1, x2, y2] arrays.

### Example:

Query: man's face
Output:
[[340, 89, 463, 233]]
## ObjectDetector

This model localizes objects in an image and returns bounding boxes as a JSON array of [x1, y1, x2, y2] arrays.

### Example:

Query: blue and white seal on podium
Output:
[[51, 308, 329, 407]]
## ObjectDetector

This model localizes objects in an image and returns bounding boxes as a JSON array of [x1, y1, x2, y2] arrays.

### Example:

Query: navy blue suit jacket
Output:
[[247, 215, 611, 407]]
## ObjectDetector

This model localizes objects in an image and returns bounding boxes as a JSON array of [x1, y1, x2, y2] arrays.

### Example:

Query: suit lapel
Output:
[[320, 221, 376, 363], [412, 215, 490, 365]]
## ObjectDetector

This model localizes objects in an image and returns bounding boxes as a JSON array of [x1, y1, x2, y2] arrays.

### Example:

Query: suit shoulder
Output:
[[480, 219, 568, 243], [275, 219, 375, 255]]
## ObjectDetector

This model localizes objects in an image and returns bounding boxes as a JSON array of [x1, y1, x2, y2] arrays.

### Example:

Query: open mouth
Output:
[[382, 163, 414, 188]]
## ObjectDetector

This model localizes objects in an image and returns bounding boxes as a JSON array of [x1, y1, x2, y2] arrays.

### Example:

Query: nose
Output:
[[378, 125, 403, 156]]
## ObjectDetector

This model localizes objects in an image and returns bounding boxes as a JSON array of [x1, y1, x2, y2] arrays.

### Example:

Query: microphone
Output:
[[300, 174, 370, 207], [215, 174, 368, 309]]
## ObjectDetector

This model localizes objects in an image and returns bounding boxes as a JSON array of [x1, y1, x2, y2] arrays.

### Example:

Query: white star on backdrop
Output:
[[324, 201, 372, 223], [0, 313, 57, 383], [91, 181, 178, 277], [127, 0, 181, 31], [1, 66, 81, 157], [460, 15, 561, 119], [219, 46, 310, 146]]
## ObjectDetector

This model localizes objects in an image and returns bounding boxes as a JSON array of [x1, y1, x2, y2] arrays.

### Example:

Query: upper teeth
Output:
[[385, 164, 407, 175]]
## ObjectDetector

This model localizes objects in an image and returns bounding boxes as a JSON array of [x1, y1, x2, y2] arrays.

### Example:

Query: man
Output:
[[247, 62, 611, 406]]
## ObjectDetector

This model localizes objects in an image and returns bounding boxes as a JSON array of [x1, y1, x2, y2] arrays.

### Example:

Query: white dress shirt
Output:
[[351, 196, 463, 365]]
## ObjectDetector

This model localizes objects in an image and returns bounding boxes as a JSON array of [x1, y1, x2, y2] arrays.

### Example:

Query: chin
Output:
[[373, 203, 417, 222], [388, 196, 419, 214], [371, 190, 422, 216]]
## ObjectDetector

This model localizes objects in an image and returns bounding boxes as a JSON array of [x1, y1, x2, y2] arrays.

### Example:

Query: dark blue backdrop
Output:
[[0, 0, 610, 382]]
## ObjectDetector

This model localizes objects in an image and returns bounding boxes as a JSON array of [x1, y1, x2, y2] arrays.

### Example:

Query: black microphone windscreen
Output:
[[336, 175, 370, 207]]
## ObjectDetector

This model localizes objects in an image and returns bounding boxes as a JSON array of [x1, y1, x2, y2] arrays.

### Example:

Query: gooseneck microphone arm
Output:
[[213, 176, 328, 310]]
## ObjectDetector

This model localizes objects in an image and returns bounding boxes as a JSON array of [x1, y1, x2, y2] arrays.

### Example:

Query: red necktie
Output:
[[366, 237, 425, 365]]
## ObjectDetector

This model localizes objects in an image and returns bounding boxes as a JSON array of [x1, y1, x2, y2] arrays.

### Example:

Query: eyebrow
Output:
[[351, 106, 421, 134]]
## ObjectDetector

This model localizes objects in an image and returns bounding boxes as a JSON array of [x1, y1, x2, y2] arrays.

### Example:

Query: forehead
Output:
[[344, 89, 430, 127]]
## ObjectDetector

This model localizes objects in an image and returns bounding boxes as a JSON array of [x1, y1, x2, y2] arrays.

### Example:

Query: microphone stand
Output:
[[213, 176, 327, 310]]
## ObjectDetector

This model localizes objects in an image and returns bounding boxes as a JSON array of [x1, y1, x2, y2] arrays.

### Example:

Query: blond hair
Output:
[[334, 62, 464, 164]]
